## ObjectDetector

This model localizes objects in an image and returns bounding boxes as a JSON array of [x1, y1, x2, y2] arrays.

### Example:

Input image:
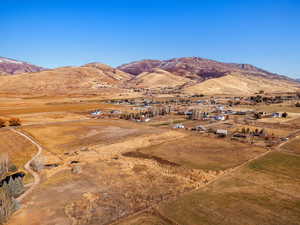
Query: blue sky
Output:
[[1, 0, 299, 78]]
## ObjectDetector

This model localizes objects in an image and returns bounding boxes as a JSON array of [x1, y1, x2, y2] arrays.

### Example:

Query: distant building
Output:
[[110, 110, 121, 114], [214, 115, 226, 121], [91, 110, 102, 116], [195, 125, 207, 131], [272, 112, 282, 118], [216, 129, 228, 137], [173, 123, 185, 129]]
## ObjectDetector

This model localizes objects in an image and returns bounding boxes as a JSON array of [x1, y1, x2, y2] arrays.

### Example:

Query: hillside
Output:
[[128, 68, 192, 88], [184, 73, 300, 95], [0, 63, 133, 96], [0, 57, 45, 75], [118, 57, 294, 82], [0, 56, 298, 96]]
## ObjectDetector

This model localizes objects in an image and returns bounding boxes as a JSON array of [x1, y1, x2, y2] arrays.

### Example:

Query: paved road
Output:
[[11, 129, 43, 202]]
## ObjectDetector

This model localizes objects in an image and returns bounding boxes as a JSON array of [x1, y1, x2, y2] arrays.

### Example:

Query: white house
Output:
[[173, 123, 185, 129]]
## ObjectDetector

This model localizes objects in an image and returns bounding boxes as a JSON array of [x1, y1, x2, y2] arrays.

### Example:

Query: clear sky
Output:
[[1, 0, 299, 78]]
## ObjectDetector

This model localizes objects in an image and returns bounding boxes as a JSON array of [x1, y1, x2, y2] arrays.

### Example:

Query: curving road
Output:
[[10, 128, 43, 202]]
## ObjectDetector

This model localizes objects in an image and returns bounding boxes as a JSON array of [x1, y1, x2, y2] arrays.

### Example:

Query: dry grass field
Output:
[[0, 129, 36, 183], [6, 120, 207, 225], [115, 213, 169, 225], [158, 151, 300, 225], [1, 94, 300, 225], [0, 100, 122, 117], [282, 136, 300, 154], [137, 134, 267, 171], [20, 119, 161, 156]]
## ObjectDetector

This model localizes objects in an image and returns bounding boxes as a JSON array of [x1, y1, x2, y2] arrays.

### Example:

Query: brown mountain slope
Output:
[[0, 63, 133, 95], [184, 73, 300, 95], [118, 57, 294, 82], [128, 68, 192, 88], [0, 57, 45, 75]]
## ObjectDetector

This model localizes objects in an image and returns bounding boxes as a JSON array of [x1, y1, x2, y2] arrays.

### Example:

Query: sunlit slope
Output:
[[0, 64, 133, 95], [184, 73, 300, 95], [129, 68, 192, 88]]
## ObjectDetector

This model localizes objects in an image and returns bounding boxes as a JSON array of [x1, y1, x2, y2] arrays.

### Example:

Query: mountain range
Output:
[[0, 56, 298, 96], [117, 57, 293, 82]]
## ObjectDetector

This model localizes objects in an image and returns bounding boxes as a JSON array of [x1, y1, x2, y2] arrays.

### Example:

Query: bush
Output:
[[8, 164, 17, 173], [8, 118, 21, 127], [0, 119, 5, 128], [30, 156, 44, 172]]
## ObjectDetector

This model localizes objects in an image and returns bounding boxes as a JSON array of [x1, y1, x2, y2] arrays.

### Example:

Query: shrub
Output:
[[30, 156, 44, 172], [0, 119, 5, 128], [8, 164, 17, 173], [8, 118, 21, 127]]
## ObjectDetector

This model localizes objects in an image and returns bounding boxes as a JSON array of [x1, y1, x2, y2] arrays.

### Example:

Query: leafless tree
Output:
[[0, 154, 9, 178], [0, 187, 15, 225]]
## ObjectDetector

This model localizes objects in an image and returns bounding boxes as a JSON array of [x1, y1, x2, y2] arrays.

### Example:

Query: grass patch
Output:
[[139, 135, 266, 171], [159, 176, 300, 225], [282, 137, 300, 154], [248, 151, 300, 179]]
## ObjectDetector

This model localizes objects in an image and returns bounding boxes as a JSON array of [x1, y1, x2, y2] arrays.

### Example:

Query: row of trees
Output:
[[0, 188, 17, 225], [0, 176, 23, 224], [0, 155, 9, 178], [0, 118, 21, 128], [120, 106, 171, 121], [0, 155, 22, 224]]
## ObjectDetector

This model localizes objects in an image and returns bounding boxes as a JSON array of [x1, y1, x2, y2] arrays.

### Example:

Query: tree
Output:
[[10, 177, 24, 198], [0, 154, 9, 178], [254, 113, 261, 120], [282, 112, 288, 118], [8, 118, 21, 127], [0, 187, 15, 224]]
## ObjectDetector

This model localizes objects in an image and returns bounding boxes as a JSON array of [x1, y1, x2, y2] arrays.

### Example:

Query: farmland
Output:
[[1, 92, 300, 225], [158, 152, 300, 225]]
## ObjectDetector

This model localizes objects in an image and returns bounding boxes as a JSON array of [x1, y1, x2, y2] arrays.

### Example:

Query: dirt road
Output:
[[10, 128, 43, 202]]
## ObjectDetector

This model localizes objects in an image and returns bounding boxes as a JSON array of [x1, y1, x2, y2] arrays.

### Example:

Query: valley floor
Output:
[[1, 95, 300, 225]]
